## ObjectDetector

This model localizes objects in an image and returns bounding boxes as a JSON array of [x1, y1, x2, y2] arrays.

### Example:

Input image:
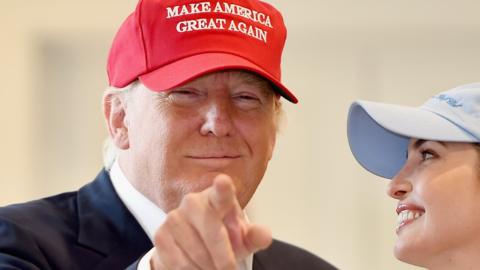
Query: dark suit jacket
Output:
[[0, 170, 337, 269]]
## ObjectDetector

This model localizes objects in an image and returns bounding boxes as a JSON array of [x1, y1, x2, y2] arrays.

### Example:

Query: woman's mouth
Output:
[[396, 209, 425, 233]]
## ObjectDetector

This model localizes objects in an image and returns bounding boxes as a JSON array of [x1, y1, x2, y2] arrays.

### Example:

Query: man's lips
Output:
[[186, 155, 241, 159], [185, 155, 242, 168]]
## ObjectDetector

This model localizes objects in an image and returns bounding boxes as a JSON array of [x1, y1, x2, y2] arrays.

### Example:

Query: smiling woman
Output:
[[347, 83, 480, 270], [388, 140, 480, 268]]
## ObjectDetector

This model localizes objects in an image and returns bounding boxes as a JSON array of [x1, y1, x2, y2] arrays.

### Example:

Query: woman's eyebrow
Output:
[[406, 139, 447, 158], [412, 139, 446, 150], [406, 140, 427, 159], [412, 139, 427, 150]]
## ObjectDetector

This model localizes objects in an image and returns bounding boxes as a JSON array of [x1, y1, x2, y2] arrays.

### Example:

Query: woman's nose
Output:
[[387, 171, 413, 200]]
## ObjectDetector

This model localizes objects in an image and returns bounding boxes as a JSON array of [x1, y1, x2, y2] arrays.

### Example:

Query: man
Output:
[[0, 0, 337, 269]]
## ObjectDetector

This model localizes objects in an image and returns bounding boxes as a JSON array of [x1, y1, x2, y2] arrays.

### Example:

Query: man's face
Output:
[[117, 71, 278, 211]]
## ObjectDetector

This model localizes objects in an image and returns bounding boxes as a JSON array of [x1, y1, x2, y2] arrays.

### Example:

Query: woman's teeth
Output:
[[397, 210, 424, 229]]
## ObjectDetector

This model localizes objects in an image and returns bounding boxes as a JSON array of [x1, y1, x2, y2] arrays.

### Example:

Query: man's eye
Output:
[[171, 90, 197, 96], [238, 95, 259, 101], [168, 89, 202, 105], [233, 94, 262, 109]]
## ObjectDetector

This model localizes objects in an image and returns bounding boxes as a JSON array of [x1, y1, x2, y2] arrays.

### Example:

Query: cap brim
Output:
[[139, 52, 297, 103], [347, 100, 477, 179]]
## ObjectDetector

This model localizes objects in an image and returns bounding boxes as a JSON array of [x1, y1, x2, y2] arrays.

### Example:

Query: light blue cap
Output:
[[347, 82, 480, 179]]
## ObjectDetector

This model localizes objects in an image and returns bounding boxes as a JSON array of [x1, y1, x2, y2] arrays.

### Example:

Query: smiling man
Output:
[[0, 0, 338, 269]]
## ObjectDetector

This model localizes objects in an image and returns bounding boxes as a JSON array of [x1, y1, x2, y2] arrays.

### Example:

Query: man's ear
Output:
[[103, 93, 130, 150]]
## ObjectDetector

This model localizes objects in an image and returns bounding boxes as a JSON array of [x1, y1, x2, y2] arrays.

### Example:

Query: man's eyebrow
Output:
[[249, 81, 276, 98], [233, 72, 275, 95]]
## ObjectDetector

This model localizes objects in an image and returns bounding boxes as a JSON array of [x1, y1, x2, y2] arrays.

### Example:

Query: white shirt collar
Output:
[[109, 159, 253, 270], [110, 159, 166, 242]]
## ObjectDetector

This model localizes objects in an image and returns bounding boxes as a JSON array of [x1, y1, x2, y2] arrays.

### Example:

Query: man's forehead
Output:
[[194, 70, 268, 82], [172, 70, 274, 93]]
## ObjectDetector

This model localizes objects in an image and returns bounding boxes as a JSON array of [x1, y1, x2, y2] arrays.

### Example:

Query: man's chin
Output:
[[171, 173, 227, 194], [162, 172, 255, 208]]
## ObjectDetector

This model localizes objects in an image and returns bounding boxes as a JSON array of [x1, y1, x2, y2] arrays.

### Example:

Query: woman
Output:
[[347, 82, 480, 269]]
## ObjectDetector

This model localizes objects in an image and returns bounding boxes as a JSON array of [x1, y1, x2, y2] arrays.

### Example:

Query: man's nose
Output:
[[200, 100, 234, 137], [386, 169, 413, 200]]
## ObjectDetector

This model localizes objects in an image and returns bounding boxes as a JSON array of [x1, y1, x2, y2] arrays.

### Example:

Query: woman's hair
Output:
[[475, 144, 480, 171], [101, 73, 285, 170]]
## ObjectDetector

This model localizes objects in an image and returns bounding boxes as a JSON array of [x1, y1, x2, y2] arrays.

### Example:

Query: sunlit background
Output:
[[2, 1, 480, 269]]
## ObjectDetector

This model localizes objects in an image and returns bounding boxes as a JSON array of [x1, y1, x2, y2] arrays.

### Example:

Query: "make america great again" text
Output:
[[165, 2, 273, 43]]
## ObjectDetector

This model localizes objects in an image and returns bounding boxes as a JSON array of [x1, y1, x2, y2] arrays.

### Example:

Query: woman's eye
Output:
[[421, 150, 435, 161]]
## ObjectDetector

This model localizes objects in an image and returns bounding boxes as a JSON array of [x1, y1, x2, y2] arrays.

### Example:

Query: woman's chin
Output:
[[393, 240, 426, 268]]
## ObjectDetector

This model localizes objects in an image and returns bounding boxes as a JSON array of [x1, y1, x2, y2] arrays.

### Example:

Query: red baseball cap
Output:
[[107, 0, 297, 103]]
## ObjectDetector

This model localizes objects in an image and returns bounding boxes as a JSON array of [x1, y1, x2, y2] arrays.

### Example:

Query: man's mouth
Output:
[[185, 155, 241, 168], [187, 155, 241, 159]]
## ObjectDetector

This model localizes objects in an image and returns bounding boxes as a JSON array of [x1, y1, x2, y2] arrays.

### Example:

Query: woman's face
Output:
[[388, 139, 480, 269]]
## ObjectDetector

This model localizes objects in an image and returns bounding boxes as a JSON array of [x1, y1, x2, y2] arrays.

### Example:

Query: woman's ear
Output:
[[103, 93, 130, 150]]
